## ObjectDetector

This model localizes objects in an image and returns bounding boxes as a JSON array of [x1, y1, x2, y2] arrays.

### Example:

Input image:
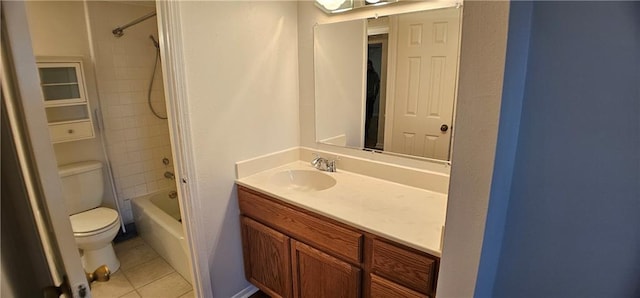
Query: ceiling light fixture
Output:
[[317, 0, 346, 10], [315, 0, 402, 14], [314, 0, 353, 13]]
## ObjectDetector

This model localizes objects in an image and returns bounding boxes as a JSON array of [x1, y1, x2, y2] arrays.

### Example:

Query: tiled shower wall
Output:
[[87, 1, 174, 223]]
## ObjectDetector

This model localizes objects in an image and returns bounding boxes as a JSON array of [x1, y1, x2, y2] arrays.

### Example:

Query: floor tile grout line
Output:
[[135, 273, 190, 298], [96, 236, 192, 298], [113, 238, 147, 253], [117, 241, 163, 272], [118, 290, 137, 298], [128, 269, 175, 290], [117, 239, 166, 272], [120, 255, 162, 273], [175, 287, 192, 298]]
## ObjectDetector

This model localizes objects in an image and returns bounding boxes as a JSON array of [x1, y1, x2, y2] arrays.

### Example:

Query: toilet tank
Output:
[[58, 161, 104, 215]]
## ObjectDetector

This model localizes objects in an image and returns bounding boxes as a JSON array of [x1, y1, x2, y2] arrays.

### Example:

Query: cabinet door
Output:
[[37, 62, 86, 105], [241, 217, 292, 298], [291, 240, 360, 298]]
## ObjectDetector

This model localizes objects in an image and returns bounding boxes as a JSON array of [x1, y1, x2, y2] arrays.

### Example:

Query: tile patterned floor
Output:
[[91, 237, 193, 298]]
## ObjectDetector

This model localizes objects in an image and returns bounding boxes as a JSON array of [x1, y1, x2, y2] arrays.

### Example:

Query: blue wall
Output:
[[479, 2, 640, 297], [474, 2, 532, 297]]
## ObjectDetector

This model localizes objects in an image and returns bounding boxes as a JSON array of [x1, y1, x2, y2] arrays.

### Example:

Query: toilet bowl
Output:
[[70, 207, 121, 273], [58, 161, 122, 273]]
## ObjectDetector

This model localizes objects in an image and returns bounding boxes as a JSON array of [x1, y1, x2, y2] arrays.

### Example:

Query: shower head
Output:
[[111, 11, 156, 38], [149, 35, 160, 49]]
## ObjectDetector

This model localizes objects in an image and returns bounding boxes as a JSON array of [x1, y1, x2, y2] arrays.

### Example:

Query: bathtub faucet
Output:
[[164, 171, 175, 180]]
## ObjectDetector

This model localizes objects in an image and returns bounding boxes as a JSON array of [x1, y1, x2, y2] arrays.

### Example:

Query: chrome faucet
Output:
[[311, 154, 337, 172]]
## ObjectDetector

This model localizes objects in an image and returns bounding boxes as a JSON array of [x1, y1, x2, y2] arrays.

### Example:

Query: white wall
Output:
[[175, 1, 300, 296], [314, 20, 366, 148], [86, 1, 174, 224], [24, 1, 117, 210], [437, 2, 510, 297]]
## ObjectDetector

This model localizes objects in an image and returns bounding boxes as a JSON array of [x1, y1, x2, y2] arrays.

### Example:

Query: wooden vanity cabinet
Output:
[[238, 185, 439, 298]]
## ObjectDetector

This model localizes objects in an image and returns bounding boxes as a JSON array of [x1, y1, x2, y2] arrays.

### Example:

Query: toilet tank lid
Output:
[[58, 161, 103, 177]]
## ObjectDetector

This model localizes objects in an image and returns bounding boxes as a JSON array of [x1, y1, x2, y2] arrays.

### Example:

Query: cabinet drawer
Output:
[[371, 239, 436, 294], [238, 187, 362, 264], [370, 274, 428, 298], [49, 121, 94, 143]]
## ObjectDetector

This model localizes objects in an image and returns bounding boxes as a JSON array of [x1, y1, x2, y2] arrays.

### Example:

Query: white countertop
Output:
[[236, 161, 448, 257]]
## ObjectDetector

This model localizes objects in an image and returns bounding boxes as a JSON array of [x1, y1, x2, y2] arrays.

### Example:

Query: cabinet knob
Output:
[[68, 129, 74, 134]]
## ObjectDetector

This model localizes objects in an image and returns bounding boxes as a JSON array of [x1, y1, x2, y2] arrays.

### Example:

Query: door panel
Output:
[[2, 2, 90, 296], [387, 8, 461, 160], [1, 99, 57, 298]]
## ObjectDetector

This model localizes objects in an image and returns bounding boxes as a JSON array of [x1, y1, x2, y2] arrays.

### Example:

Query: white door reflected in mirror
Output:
[[314, 6, 462, 162]]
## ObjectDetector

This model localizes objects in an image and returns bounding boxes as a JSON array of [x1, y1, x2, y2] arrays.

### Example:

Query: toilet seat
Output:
[[70, 207, 120, 237]]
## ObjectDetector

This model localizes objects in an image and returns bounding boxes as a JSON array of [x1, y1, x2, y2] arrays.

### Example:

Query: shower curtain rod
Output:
[[112, 11, 157, 37]]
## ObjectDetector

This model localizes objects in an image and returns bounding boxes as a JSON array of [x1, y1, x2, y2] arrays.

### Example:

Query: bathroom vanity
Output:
[[236, 158, 447, 298]]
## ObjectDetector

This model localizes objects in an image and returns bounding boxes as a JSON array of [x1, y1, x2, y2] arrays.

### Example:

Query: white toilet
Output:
[[58, 161, 121, 273]]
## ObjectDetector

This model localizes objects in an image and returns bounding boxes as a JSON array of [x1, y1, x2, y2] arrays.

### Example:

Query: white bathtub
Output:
[[131, 189, 192, 284]]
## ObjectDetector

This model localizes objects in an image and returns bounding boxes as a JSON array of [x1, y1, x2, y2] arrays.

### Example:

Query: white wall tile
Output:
[[134, 184, 147, 196], [83, 2, 176, 224]]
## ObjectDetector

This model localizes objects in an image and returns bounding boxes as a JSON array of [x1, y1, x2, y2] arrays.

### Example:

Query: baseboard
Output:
[[231, 284, 259, 298]]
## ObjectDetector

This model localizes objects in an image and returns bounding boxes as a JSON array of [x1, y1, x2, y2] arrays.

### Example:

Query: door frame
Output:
[[383, 15, 399, 152], [367, 34, 389, 150], [155, 1, 211, 296]]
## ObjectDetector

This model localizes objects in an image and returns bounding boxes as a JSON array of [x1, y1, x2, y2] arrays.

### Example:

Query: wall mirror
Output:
[[314, 6, 462, 162]]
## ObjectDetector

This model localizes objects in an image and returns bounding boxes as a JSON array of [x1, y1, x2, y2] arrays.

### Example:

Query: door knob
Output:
[[440, 124, 449, 132], [86, 265, 110, 284]]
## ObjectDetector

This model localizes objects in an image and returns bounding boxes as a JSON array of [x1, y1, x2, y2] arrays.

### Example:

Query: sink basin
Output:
[[270, 170, 336, 191]]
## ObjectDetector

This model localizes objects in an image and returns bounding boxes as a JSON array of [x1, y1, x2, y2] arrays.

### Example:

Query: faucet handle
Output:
[[311, 153, 322, 166], [327, 159, 337, 172]]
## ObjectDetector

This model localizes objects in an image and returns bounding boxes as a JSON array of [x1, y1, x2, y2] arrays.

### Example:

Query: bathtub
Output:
[[131, 189, 192, 284]]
